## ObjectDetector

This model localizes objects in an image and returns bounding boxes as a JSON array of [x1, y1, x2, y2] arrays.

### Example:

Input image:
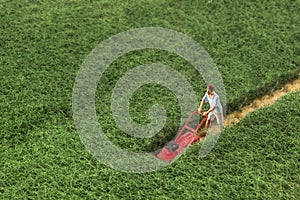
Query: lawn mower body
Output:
[[156, 111, 207, 162]]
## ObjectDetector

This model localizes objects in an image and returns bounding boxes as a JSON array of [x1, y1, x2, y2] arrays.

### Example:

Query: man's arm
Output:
[[203, 106, 215, 116], [198, 98, 205, 112]]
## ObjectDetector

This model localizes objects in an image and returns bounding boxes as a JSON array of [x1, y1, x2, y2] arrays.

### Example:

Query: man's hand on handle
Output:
[[203, 111, 209, 116]]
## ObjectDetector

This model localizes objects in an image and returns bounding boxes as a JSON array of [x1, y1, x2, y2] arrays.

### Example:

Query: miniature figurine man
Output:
[[198, 84, 224, 129]]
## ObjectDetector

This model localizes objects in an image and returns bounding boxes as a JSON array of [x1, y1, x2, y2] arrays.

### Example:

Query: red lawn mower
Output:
[[156, 110, 208, 162]]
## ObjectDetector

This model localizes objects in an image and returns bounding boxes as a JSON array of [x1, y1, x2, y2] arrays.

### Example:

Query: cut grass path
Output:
[[225, 76, 300, 126]]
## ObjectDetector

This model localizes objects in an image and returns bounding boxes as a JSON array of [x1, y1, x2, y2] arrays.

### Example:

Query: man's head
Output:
[[206, 84, 214, 94]]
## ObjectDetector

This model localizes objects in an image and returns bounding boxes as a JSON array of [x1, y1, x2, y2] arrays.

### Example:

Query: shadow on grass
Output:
[[227, 69, 299, 114]]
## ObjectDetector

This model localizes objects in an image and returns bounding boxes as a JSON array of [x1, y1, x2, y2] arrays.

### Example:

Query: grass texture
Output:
[[1, 89, 299, 199], [1, 0, 299, 199]]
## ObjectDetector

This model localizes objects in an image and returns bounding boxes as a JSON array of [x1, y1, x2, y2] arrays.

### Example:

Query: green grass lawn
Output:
[[1, 0, 299, 199], [1, 89, 299, 199]]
